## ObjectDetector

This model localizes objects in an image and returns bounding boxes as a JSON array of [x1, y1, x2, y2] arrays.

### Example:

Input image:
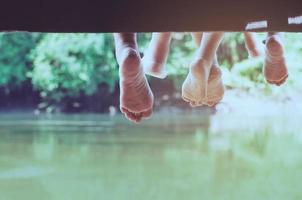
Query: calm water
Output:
[[0, 109, 302, 200]]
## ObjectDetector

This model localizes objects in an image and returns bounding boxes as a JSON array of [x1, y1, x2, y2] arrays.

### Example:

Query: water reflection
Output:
[[0, 112, 301, 200]]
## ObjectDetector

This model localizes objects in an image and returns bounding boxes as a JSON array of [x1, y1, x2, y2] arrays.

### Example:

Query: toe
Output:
[[190, 101, 197, 107], [267, 74, 288, 86], [197, 101, 204, 106], [182, 95, 190, 102], [277, 74, 288, 86], [207, 101, 214, 107], [134, 116, 142, 123], [133, 112, 143, 123], [125, 112, 139, 123], [207, 101, 217, 107], [142, 109, 153, 118], [120, 107, 128, 114], [266, 79, 275, 85], [275, 79, 285, 86], [124, 112, 135, 122], [134, 112, 143, 119]]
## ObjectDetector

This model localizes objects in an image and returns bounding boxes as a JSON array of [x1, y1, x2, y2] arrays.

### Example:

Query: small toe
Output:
[[125, 112, 138, 123], [277, 74, 288, 86], [134, 112, 143, 118], [142, 109, 153, 118], [207, 101, 215, 107], [197, 101, 204, 106], [134, 116, 142, 123], [266, 79, 275, 85], [190, 101, 197, 107], [266, 74, 288, 86], [120, 107, 128, 114], [182, 95, 190, 103]]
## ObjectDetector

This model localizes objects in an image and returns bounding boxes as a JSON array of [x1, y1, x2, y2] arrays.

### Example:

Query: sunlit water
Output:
[[0, 105, 302, 199]]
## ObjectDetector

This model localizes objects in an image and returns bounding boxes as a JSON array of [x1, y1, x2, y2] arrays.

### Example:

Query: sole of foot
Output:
[[182, 59, 213, 107], [118, 48, 154, 123], [263, 35, 288, 86]]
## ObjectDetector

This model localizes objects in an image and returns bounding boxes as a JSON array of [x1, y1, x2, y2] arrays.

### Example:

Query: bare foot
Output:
[[118, 48, 154, 123], [206, 65, 225, 107], [142, 33, 171, 79], [263, 35, 288, 86], [182, 58, 211, 107], [142, 58, 168, 79]]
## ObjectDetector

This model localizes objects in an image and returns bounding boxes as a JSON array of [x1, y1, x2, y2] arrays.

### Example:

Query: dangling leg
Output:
[[190, 32, 225, 107], [142, 32, 172, 79], [182, 32, 224, 107], [243, 32, 263, 58], [191, 32, 203, 46], [114, 33, 154, 123], [263, 32, 288, 86]]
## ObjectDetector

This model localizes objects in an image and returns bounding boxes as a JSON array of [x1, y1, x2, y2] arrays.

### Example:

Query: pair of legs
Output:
[[143, 32, 260, 107], [114, 32, 288, 123], [143, 32, 225, 107], [144, 32, 288, 102], [244, 32, 288, 85], [115, 32, 225, 123]]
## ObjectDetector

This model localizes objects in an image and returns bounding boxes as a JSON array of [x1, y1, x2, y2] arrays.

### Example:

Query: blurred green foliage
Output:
[[30, 33, 117, 102], [0, 32, 41, 88], [1, 32, 302, 106]]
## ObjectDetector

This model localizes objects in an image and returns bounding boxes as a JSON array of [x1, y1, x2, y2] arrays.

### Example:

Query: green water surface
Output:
[[0, 112, 301, 200]]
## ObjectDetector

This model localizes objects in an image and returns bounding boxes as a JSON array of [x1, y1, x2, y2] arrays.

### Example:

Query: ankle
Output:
[[190, 58, 212, 78]]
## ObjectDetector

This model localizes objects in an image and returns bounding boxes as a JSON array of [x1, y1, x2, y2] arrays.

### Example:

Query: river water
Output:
[[0, 109, 301, 200]]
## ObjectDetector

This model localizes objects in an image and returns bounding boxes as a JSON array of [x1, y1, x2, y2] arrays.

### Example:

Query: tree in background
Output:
[[30, 33, 118, 103], [0, 32, 41, 90]]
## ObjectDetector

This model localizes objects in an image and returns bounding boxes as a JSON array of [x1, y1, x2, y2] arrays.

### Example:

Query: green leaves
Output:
[[30, 33, 118, 101], [0, 32, 41, 88]]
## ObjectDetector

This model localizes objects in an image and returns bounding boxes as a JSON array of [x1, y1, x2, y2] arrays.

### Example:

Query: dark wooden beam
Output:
[[0, 0, 301, 32]]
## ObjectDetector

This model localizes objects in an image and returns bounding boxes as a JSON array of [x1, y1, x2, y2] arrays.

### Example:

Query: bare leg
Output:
[[114, 33, 154, 123], [191, 32, 203, 46], [142, 32, 172, 79], [190, 32, 225, 107], [263, 32, 288, 86], [243, 32, 263, 57], [182, 32, 224, 107]]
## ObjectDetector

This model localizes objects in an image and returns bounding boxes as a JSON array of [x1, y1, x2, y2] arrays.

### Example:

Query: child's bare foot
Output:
[[206, 65, 225, 107], [118, 48, 154, 123], [142, 33, 171, 79], [263, 34, 288, 86], [182, 58, 211, 107], [142, 59, 168, 79]]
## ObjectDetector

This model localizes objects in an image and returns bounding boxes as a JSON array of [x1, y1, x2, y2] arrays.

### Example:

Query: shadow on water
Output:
[[0, 111, 301, 200]]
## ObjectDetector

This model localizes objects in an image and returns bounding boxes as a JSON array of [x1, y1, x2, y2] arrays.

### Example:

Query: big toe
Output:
[[128, 111, 143, 123]]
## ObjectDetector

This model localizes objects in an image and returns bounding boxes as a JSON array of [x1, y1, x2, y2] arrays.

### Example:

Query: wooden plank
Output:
[[0, 0, 301, 32]]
